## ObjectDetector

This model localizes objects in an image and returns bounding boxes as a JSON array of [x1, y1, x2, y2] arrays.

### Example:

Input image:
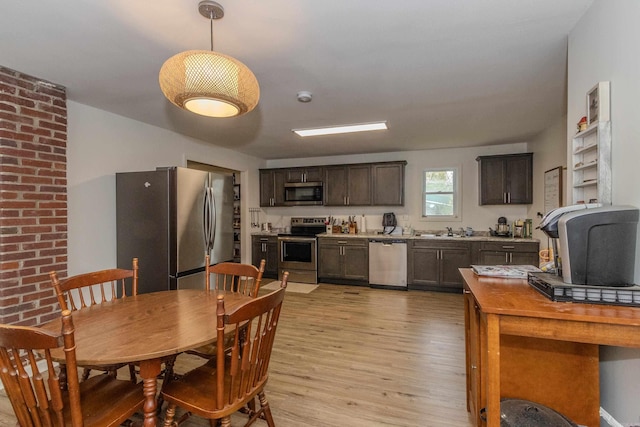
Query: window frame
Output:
[[421, 166, 461, 222]]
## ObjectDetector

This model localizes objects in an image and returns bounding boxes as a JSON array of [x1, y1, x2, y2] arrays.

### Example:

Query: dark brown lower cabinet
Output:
[[318, 237, 368, 284], [408, 240, 470, 292], [471, 241, 539, 266], [251, 235, 278, 278]]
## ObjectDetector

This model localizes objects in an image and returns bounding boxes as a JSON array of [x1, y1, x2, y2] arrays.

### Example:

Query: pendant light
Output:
[[159, 1, 259, 118]]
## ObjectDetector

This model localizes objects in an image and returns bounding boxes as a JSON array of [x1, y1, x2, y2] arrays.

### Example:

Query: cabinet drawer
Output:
[[480, 241, 538, 252], [411, 239, 470, 250], [318, 237, 368, 247]]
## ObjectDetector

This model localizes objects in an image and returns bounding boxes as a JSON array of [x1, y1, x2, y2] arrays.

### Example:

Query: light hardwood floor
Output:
[[0, 283, 473, 427]]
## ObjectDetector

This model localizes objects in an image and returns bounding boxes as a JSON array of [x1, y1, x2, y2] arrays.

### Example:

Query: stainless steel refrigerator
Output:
[[116, 166, 234, 293]]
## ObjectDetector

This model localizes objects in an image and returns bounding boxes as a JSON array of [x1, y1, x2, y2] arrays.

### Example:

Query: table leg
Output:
[[485, 314, 501, 427], [139, 358, 162, 427]]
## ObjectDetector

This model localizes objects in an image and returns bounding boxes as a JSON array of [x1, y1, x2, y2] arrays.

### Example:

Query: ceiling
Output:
[[1, 0, 592, 160]]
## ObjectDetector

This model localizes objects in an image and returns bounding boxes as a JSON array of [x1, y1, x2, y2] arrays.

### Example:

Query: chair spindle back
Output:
[[205, 255, 265, 298], [49, 258, 138, 312]]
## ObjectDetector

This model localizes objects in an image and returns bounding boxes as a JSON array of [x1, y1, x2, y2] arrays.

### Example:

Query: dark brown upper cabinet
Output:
[[372, 162, 405, 206], [476, 153, 533, 205], [324, 164, 372, 206], [259, 169, 286, 207], [286, 166, 324, 183]]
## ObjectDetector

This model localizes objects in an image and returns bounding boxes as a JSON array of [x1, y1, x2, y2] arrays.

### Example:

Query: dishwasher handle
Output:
[[369, 240, 407, 244]]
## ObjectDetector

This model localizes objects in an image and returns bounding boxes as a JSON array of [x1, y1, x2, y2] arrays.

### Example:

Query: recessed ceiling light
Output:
[[292, 121, 388, 137]]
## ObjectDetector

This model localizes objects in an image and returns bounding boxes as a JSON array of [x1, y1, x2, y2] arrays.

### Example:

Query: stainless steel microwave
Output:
[[284, 182, 323, 205]]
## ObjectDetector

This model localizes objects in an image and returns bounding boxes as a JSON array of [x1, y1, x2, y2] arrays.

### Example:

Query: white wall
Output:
[[526, 115, 568, 247], [568, 1, 640, 424], [66, 101, 264, 275]]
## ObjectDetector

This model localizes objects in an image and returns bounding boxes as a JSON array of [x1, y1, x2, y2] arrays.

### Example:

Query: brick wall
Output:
[[0, 66, 67, 326]]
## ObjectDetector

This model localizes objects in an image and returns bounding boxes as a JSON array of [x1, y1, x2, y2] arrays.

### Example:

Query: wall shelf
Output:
[[571, 81, 611, 205]]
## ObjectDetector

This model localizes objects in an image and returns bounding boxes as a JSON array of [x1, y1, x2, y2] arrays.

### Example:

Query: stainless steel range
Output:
[[278, 217, 325, 284]]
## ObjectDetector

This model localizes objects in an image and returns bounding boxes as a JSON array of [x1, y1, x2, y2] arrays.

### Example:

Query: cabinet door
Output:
[[251, 237, 265, 269], [477, 250, 509, 265], [342, 245, 369, 281], [272, 170, 286, 206], [372, 162, 405, 206], [265, 240, 279, 278], [324, 167, 348, 206], [408, 247, 439, 286], [440, 248, 470, 288], [286, 168, 305, 183], [286, 166, 324, 183], [259, 170, 275, 207], [478, 154, 533, 205], [478, 156, 506, 205], [505, 155, 532, 204], [252, 237, 278, 278], [304, 167, 324, 182], [510, 251, 539, 266], [259, 170, 286, 207], [346, 164, 372, 206], [318, 242, 343, 278]]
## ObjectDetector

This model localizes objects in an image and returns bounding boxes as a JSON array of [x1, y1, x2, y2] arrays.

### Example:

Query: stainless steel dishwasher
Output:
[[368, 239, 408, 289]]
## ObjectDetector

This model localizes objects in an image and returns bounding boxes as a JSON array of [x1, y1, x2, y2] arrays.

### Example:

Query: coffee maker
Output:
[[539, 204, 639, 285]]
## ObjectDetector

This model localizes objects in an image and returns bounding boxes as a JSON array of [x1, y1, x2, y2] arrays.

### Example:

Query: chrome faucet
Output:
[[446, 227, 453, 237]]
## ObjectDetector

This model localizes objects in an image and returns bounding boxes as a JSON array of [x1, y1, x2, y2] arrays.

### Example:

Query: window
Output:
[[423, 167, 460, 220]]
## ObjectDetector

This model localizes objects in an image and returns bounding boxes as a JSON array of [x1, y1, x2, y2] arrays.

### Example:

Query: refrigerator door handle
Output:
[[210, 187, 217, 252], [203, 186, 214, 253]]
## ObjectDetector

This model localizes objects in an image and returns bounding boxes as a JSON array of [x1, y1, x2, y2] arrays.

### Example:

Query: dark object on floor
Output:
[[481, 398, 578, 427]]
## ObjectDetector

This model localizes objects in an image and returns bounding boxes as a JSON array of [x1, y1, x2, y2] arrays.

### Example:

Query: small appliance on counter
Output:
[[489, 216, 511, 237], [529, 204, 640, 307], [382, 212, 399, 234]]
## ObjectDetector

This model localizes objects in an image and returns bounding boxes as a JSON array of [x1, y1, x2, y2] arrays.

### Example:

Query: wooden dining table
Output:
[[41, 289, 252, 427]]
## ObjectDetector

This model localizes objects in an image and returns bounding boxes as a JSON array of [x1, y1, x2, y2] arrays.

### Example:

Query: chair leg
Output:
[[128, 363, 137, 383], [157, 355, 178, 414], [247, 397, 256, 414], [163, 403, 177, 427], [81, 367, 92, 381], [258, 391, 276, 427], [219, 416, 232, 427], [58, 364, 68, 391]]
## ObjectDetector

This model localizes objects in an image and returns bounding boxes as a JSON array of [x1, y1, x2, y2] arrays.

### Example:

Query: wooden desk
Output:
[[461, 268, 640, 427], [42, 289, 251, 427]]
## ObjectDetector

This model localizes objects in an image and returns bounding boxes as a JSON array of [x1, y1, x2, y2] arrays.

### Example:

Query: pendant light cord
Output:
[[209, 15, 214, 51]]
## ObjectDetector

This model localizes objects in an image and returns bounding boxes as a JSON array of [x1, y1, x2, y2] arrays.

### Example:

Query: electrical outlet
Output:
[[402, 215, 409, 221]]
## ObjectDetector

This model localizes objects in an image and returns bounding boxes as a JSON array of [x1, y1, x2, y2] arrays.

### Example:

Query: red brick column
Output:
[[0, 66, 67, 326]]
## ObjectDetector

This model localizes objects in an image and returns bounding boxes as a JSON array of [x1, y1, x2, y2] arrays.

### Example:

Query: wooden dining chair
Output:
[[0, 310, 144, 427], [205, 255, 266, 296], [161, 272, 289, 427], [48, 258, 139, 382], [184, 257, 267, 361], [158, 257, 268, 413]]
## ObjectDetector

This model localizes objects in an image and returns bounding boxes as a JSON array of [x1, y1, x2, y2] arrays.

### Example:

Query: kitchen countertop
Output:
[[317, 232, 539, 243], [251, 231, 539, 243], [251, 231, 280, 237]]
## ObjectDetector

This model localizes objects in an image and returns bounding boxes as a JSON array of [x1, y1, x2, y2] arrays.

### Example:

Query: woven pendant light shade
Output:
[[159, 49, 259, 117]]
